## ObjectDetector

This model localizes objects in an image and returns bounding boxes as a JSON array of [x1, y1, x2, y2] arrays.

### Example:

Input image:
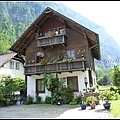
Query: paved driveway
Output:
[[0, 101, 116, 119], [0, 104, 78, 119]]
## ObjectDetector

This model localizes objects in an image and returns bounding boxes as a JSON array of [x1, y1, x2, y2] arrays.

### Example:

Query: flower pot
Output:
[[90, 103, 96, 109], [80, 103, 86, 110], [56, 99, 62, 106], [103, 103, 111, 109]]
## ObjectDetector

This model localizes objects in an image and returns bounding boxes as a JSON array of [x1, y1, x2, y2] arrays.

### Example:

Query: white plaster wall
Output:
[[0, 60, 25, 79], [27, 76, 36, 102], [27, 70, 90, 102], [27, 75, 51, 102]]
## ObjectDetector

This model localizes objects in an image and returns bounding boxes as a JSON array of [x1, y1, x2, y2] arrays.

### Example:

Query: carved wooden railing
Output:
[[24, 59, 85, 75], [37, 34, 66, 47]]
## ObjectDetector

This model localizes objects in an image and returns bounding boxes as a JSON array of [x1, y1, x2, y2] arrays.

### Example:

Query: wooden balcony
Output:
[[24, 59, 85, 76], [37, 34, 66, 48]]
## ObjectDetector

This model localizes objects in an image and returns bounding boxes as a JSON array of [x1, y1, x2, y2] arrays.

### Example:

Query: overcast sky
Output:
[[52, 1, 120, 46]]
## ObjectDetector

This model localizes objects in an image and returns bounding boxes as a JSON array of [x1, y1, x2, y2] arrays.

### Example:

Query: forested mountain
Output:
[[0, 1, 120, 80]]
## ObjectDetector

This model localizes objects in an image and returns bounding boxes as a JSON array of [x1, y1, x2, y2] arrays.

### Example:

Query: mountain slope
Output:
[[0, 1, 120, 69]]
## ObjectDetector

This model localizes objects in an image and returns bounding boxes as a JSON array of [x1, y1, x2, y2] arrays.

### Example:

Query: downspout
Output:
[[88, 44, 98, 87], [24, 75, 27, 98], [82, 29, 98, 87], [89, 44, 98, 70]]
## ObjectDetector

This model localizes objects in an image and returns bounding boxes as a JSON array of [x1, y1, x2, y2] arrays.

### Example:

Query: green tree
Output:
[[110, 65, 120, 88], [0, 74, 25, 98]]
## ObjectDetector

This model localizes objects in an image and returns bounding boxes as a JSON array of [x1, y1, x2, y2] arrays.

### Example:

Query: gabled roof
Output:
[[10, 7, 101, 60], [0, 52, 25, 67]]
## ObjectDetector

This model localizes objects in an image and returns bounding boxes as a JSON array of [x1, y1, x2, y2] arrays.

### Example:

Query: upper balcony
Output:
[[24, 59, 85, 76], [37, 33, 66, 48]]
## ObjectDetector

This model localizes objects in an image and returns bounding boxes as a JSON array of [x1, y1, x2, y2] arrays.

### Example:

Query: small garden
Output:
[[0, 74, 25, 107]]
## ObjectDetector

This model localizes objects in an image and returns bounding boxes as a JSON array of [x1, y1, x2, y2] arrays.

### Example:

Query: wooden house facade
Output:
[[10, 7, 101, 102]]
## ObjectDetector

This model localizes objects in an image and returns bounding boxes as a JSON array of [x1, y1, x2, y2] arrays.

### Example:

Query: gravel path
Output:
[[0, 101, 117, 119]]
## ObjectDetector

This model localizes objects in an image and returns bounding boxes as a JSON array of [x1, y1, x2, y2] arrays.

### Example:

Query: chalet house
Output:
[[0, 52, 25, 79], [10, 7, 101, 102]]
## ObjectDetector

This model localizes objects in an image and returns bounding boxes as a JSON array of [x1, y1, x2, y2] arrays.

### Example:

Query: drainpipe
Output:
[[88, 44, 98, 87], [89, 44, 98, 70], [24, 75, 27, 98]]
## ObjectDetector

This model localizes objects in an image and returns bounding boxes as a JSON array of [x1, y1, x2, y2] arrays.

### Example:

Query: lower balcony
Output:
[[24, 59, 85, 76]]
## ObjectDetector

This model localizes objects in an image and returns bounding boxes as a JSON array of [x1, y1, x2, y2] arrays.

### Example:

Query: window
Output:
[[67, 49, 75, 59], [36, 79, 45, 93], [67, 76, 78, 92], [36, 52, 44, 63], [10, 60, 14, 69], [15, 62, 19, 70], [59, 28, 65, 34], [59, 26, 66, 34]]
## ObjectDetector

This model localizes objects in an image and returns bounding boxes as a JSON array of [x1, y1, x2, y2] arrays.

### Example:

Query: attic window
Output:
[[45, 10, 51, 14]]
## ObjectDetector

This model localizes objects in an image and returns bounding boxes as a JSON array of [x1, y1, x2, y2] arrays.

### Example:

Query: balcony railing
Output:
[[37, 34, 66, 47], [24, 59, 85, 75]]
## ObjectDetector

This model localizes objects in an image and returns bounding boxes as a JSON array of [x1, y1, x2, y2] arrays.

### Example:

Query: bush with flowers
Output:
[[99, 90, 115, 103], [43, 70, 74, 104], [73, 91, 84, 104]]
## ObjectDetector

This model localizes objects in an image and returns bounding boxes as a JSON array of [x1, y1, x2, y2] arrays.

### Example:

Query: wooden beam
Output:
[[21, 43, 27, 47], [63, 20, 69, 28], [50, 45, 54, 48], [61, 43, 65, 47], [34, 24, 42, 32]]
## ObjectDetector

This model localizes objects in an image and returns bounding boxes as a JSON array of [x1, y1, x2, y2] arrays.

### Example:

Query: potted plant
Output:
[[86, 96, 98, 109], [99, 90, 113, 109]]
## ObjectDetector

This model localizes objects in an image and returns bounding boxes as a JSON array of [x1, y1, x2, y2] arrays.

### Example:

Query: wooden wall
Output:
[[26, 16, 94, 70]]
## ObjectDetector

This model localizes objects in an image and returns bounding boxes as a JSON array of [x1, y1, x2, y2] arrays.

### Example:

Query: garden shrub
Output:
[[74, 95, 83, 104], [113, 93, 120, 100], [23, 95, 33, 105], [36, 96, 42, 104], [69, 99, 77, 105], [110, 86, 117, 93], [59, 87, 74, 104], [0, 91, 3, 102], [45, 96, 51, 104]]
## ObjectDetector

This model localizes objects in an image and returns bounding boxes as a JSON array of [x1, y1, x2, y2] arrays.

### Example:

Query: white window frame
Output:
[[10, 60, 14, 69], [15, 62, 19, 70]]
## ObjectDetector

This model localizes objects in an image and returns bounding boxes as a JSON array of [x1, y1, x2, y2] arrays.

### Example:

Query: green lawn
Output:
[[111, 100, 120, 118], [98, 86, 120, 118], [98, 85, 117, 91]]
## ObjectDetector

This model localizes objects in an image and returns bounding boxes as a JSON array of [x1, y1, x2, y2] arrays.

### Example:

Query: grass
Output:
[[98, 85, 120, 118], [111, 100, 120, 118], [98, 85, 117, 91]]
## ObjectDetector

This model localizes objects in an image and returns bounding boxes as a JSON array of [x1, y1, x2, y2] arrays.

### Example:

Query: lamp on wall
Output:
[[84, 77, 88, 92]]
